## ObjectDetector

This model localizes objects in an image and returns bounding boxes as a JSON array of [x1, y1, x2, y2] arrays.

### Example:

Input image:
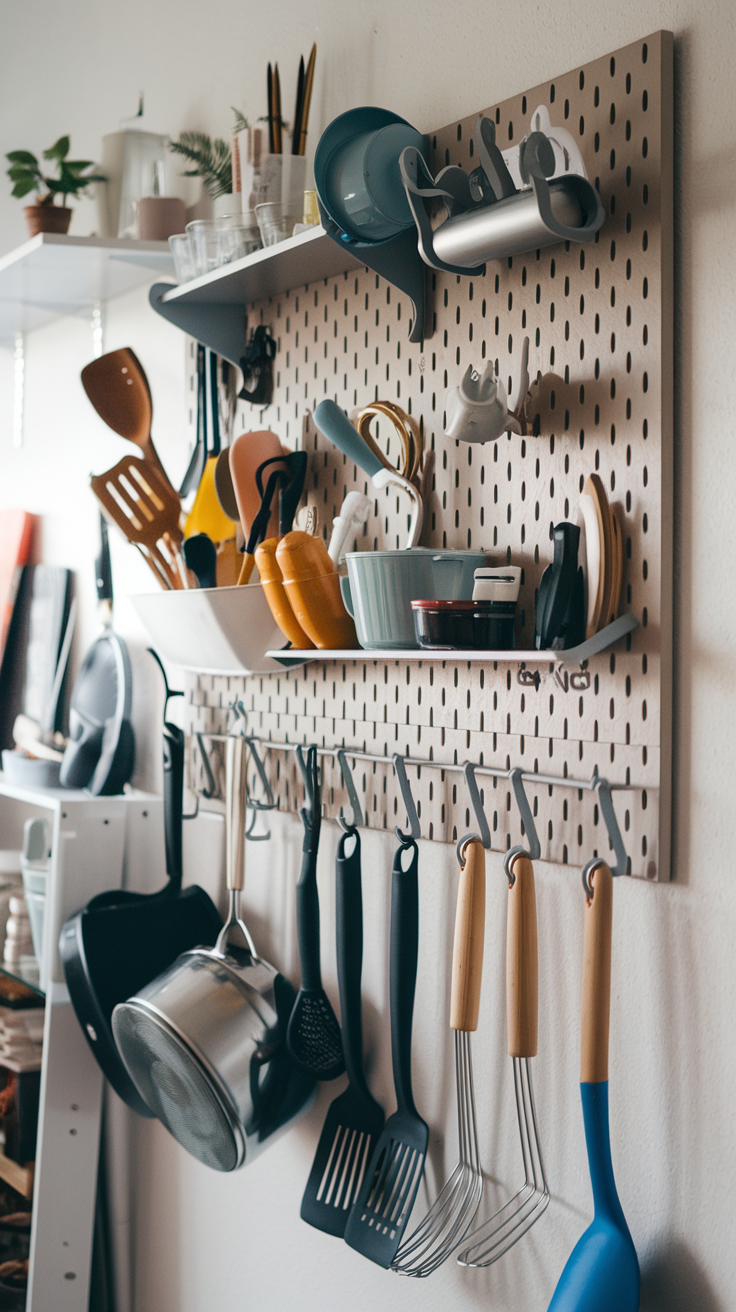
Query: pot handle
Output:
[[226, 735, 248, 892]]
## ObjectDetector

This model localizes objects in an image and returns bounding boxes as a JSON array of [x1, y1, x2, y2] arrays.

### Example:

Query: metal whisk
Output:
[[392, 838, 486, 1277], [458, 849, 549, 1268]]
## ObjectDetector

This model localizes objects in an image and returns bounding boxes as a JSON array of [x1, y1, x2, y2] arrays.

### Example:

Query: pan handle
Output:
[[226, 735, 248, 892]]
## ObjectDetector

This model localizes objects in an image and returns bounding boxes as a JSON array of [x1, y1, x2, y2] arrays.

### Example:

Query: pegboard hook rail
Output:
[[193, 734, 632, 874]]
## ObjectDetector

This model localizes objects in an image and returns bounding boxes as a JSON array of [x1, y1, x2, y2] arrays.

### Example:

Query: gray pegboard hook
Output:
[[592, 774, 629, 878], [504, 767, 542, 885], [337, 749, 363, 833], [456, 761, 491, 866], [393, 753, 421, 845]]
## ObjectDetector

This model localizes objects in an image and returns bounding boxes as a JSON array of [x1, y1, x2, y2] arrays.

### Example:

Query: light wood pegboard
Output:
[[184, 31, 673, 881]]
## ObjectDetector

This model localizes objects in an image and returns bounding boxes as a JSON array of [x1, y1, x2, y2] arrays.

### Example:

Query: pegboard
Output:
[[184, 31, 673, 881]]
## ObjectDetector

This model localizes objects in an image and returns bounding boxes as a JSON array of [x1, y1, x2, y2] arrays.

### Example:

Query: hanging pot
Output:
[[112, 733, 315, 1170]]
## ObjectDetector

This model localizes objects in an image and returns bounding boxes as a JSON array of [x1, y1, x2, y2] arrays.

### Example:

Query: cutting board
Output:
[[0, 512, 37, 660]]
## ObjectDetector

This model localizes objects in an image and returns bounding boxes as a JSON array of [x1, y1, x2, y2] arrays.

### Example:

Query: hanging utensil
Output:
[[458, 847, 549, 1267], [301, 807, 385, 1234], [180, 343, 208, 497], [392, 836, 485, 1276], [112, 729, 315, 1168], [547, 861, 639, 1312], [61, 654, 222, 1116], [286, 746, 345, 1080], [91, 454, 186, 590], [344, 829, 427, 1267], [81, 347, 175, 497]]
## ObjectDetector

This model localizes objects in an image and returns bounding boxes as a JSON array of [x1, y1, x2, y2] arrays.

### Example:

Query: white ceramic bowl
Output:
[[131, 584, 288, 675]]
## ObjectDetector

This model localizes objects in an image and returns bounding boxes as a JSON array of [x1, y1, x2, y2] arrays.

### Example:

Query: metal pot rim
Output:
[[117, 993, 247, 1168]]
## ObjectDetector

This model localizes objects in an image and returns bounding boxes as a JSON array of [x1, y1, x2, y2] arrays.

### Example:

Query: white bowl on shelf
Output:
[[131, 584, 289, 675]]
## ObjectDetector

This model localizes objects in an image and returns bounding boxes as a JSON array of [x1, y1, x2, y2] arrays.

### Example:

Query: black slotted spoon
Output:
[[286, 746, 345, 1081], [344, 834, 428, 1267], [301, 825, 385, 1234]]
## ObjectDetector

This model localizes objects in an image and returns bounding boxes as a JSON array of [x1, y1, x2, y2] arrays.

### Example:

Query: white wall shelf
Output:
[[266, 615, 639, 668], [0, 233, 174, 348], [149, 225, 364, 367]]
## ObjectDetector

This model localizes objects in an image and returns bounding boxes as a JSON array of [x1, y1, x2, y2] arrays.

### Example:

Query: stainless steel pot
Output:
[[112, 734, 314, 1171]]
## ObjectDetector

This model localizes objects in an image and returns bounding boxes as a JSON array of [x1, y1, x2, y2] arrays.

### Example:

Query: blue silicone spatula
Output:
[[548, 860, 639, 1312]]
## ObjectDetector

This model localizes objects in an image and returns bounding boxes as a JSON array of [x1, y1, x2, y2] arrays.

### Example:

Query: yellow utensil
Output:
[[184, 458, 238, 542]]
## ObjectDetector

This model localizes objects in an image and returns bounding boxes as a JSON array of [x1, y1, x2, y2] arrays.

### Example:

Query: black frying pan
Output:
[[60, 653, 222, 1116]]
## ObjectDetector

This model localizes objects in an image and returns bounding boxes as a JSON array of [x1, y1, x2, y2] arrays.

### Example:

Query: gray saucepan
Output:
[[112, 733, 315, 1171]]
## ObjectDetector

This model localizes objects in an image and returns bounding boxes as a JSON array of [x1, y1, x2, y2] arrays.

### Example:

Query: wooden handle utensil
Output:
[[450, 838, 486, 1032], [581, 861, 612, 1083], [506, 852, 538, 1058]]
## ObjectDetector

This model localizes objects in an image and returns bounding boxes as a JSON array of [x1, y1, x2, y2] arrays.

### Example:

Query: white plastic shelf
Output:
[[0, 233, 174, 347], [266, 614, 639, 667]]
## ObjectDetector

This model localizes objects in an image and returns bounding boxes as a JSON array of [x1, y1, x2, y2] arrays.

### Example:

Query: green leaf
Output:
[[11, 179, 37, 198], [231, 107, 250, 134], [6, 150, 38, 166], [7, 166, 35, 181], [169, 131, 232, 198], [43, 136, 70, 161]]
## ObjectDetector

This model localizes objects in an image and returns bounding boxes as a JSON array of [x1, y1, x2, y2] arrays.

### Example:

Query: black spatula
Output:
[[301, 828, 384, 1235], [344, 836, 428, 1267], [286, 746, 345, 1080]]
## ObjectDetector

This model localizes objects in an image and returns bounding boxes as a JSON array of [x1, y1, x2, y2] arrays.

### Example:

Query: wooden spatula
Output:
[[82, 348, 175, 496], [91, 455, 185, 591]]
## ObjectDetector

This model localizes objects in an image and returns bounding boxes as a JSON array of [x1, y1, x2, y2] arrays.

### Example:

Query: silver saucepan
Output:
[[112, 733, 315, 1170]]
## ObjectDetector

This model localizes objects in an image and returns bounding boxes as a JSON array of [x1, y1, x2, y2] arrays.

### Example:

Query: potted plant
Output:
[[6, 136, 106, 237]]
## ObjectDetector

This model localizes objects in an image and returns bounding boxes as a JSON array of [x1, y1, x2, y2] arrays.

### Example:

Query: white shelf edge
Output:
[[159, 225, 363, 305], [265, 614, 640, 668], [0, 232, 171, 276]]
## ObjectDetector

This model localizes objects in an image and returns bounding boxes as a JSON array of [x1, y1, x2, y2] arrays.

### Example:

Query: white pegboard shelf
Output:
[[160, 225, 362, 307], [266, 614, 639, 667], [0, 233, 173, 348]]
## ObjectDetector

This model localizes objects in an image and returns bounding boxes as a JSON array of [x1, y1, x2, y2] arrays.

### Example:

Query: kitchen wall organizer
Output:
[[157, 32, 673, 881]]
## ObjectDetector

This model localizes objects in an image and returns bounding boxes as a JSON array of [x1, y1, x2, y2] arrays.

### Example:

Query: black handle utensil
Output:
[[536, 521, 585, 650], [182, 534, 217, 589], [286, 746, 345, 1080], [344, 836, 428, 1267], [301, 827, 385, 1234]]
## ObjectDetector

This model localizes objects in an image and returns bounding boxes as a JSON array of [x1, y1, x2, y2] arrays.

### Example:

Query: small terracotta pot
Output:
[[24, 205, 72, 237]]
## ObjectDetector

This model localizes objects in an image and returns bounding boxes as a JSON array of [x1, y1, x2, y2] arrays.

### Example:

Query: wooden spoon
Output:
[[81, 348, 175, 496]]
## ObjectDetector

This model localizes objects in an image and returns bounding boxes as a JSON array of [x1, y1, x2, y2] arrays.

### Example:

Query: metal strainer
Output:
[[112, 733, 315, 1170]]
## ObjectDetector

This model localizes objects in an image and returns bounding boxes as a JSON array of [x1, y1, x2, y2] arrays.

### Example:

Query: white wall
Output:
[[1, 1, 735, 1309]]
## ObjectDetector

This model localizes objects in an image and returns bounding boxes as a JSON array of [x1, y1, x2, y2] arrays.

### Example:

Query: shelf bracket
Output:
[[149, 283, 247, 371]]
